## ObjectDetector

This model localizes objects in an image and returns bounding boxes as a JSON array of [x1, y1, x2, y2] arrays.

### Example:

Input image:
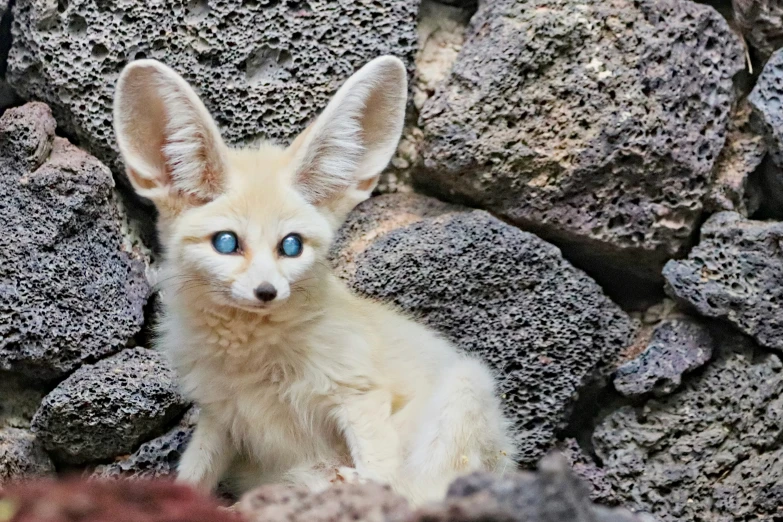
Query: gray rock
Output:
[[31, 348, 187, 465], [0, 427, 55, 485], [415, 0, 743, 285], [92, 408, 197, 480], [7, 0, 417, 187], [733, 0, 783, 62], [0, 103, 149, 381], [331, 194, 634, 467], [704, 99, 766, 216], [614, 318, 714, 398], [555, 438, 619, 506], [663, 212, 783, 352], [594, 328, 783, 522], [414, 453, 647, 522]]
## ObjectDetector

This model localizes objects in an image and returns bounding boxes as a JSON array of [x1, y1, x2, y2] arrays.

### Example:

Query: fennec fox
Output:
[[113, 56, 516, 505]]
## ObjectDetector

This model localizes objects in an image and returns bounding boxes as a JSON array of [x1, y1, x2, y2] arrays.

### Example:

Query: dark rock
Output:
[[614, 318, 715, 397], [331, 194, 634, 467], [0, 372, 46, 430], [663, 212, 783, 352], [92, 408, 197, 480], [415, 0, 743, 285], [555, 438, 619, 506], [414, 453, 647, 522], [31, 348, 187, 465], [594, 328, 783, 521], [749, 47, 783, 214], [704, 99, 766, 216], [733, 0, 783, 62], [0, 103, 149, 381], [7, 0, 417, 187], [0, 427, 55, 484], [238, 482, 411, 522]]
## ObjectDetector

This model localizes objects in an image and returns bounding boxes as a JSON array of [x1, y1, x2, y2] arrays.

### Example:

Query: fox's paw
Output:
[[331, 466, 368, 485]]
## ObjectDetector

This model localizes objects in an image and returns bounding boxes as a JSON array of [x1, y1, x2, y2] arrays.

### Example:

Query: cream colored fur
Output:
[[113, 56, 517, 505]]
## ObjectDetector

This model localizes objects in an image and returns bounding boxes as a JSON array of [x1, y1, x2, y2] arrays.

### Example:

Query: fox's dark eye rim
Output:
[[211, 230, 241, 255], [279, 233, 304, 258]]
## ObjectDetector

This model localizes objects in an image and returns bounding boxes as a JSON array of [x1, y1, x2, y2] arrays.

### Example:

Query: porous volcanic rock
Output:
[[555, 438, 619, 506], [0, 428, 55, 485], [31, 348, 187, 465], [595, 328, 783, 521], [7, 0, 417, 185], [415, 0, 743, 285], [614, 317, 715, 397], [0, 103, 149, 380], [331, 193, 634, 467], [704, 99, 766, 216], [92, 408, 198, 480], [733, 0, 783, 62], [413, 454, 647, 522], [663, 212, 783, 352]]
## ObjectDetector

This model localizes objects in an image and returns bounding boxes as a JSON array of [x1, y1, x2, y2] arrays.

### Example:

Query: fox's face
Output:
[[113, 57, 407, 312]]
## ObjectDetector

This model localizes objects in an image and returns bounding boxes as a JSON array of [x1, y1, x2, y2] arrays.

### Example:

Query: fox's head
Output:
[[113, 57, 407, 313]]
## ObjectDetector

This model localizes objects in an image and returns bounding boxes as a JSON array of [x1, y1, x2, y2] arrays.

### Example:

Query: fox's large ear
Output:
[[113, 59, 229, 206], [286, 56, 407, 220]]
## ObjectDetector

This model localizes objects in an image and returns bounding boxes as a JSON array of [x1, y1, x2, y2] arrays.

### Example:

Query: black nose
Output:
[[254, 282, 277, 302]]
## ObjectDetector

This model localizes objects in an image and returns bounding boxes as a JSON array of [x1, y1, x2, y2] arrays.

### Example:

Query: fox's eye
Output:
[[212, 231, 239, 254], [279, 234, 303, 258]]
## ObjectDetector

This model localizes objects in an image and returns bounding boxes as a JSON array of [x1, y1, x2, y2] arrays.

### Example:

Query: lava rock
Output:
[[92, 408, 197, 480], [733, 0, 783, 62], [614, 318, 715, 397], [704, 99, 766, 216], [663, 212, 783, 352], [0, 103, 149, 381], [555, 438, 619, 506], [331, 194, 634, 467], [238, 482, 411, 522], [7, 0, 417, 186], [413, 453, 647, 522], [415, 0, 743, 285], [0, 372, 47, 430], [0, 428, 55, 485], [31, 348, 187, 465], [595, 328, 783, 521]]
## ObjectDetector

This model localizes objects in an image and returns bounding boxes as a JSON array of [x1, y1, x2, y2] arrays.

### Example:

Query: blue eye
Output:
[[280, 234, 303, 257], [212, 231, 239, 254]]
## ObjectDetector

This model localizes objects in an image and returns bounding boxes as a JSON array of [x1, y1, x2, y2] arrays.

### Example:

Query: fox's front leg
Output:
[[336, 389, 400, 486], [176, 410, 234, 492]]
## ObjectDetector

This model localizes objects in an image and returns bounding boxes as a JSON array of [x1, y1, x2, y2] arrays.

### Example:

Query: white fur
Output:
[[113, 56, 517, 506]]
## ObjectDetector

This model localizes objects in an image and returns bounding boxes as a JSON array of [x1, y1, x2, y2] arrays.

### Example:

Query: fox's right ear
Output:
[[113, 60, 228, 207]]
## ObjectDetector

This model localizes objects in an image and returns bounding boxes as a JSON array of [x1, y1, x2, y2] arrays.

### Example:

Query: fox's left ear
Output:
[[286, 56, 407, 222]]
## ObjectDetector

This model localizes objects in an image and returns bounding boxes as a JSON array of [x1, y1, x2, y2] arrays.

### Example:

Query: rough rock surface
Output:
[[415, 0, 743, 284], [415, 454, 647, 522], [31, 348, 187, 465], [0, 103, 149, 380], [331, 194, 634, 466], [595, 328, 783, 522], [663, 212, 783, 352], [555, 438, 619, 506], [7, 0, 417, 184], [238, 482, 411, 522], [614, 318, 715, 397], [0, 372, 46, 430], [704, 99, 766, 216], [0, 427, 55, 484], [749, 47, 783, 214], [92, 408, 197, 480], [733, 0, 783, 62]]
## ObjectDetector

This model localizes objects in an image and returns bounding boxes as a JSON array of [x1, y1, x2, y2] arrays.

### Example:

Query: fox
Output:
[[112, 55, 517, 505]]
